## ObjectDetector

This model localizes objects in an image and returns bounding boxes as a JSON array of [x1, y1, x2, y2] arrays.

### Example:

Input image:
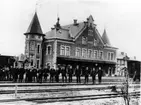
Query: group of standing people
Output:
[[0, 65, 103, 84]]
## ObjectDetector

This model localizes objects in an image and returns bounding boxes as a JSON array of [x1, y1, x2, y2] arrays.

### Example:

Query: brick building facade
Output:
[[24, 12, 117, 75]]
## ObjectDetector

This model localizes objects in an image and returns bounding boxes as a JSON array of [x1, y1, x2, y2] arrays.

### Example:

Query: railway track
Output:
[[0, 85, 139, 94], [0, 91, 140, 103]]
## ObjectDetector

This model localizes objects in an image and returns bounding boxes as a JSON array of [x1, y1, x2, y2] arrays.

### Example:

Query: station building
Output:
[[24, 12, 118, 75]]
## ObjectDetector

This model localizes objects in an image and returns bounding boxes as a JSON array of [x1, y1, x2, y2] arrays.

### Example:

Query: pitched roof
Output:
[[24, 12, 44, 36], [102, 29, 111, 46], [45, 22, 86, 40]]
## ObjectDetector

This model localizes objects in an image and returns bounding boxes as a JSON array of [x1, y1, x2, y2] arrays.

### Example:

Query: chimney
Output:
[[73, 19, 78, 25]]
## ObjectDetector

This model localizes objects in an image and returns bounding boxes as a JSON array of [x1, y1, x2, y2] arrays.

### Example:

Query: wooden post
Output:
[[15, 85, 18, 98]]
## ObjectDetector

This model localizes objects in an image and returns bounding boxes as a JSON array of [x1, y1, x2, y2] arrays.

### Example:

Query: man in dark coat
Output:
[[84, 67, 89, 84], [91, 67, 97, 84], [75, 65, 81, 83], [38, 68, 43, 83], [50, 67, 55, 83], [43, 67, 49, 82], [32, 68, 37, 82], [98, 67, 103, 84], [68, 65, 73, 83], [61, 66, 67, 83], [19, 68, 25, 82], [55, 66, 60, 82], [28, 69, 33, 83]]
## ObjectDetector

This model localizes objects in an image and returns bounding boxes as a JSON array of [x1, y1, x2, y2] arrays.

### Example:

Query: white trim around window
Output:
[[60, 45, 65, 55], [75, 47, 81, 57], [99, 51, 103, 59], [65, 46, 70, 56], [93, 50, 98, 59], [82, 48, 87, 58], [107, 52, 114, 61], [46, 45, 52, 55]]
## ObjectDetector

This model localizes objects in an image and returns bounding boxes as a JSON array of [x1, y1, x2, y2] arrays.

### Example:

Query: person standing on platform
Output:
[[75, 65, 81, 83], [19, 68, 25, 82], [43, 66, 49, 82], [32, 68, 37, 82], [84, 67, 89, 84], [91, 67, 97, 84], [68, 65, 73, 83], [50, 67, 55, 83], [61, 66, 67, 83], [98, 67, 103, 84], [38, 68, 43, 83], [55, 66, 60, 82]]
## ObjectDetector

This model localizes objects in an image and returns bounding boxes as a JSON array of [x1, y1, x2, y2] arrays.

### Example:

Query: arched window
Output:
[[82, 48, 87, 58], [37, 44, 40, 54], [65, 46, 70, 56], [60, 45, 65, 55], [82, 36, 87, 44], [46, 45, 52, 55], [75, 47, 81, 57], [94, 50, 98, 59]]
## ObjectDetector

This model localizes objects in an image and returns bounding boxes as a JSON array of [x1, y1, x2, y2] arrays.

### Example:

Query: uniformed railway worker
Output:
[[84, 67, 89, 84], [98, 67, 103, 84], [43, 67, 49, 82], [55, 66, 60, 82], [32, 68, 37, 82], [50, 67, 55, 83], [75, 65, 81, 83], [61, 66, 67, 83], [67, 65, 73, 83], [91, 67, 97, 84]]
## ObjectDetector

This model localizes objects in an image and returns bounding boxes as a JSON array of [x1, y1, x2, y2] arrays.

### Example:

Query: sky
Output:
[[0, 0, 141, 60]]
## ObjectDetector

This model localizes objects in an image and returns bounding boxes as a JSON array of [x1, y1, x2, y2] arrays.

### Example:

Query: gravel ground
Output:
[[0, 97, 140, 105]]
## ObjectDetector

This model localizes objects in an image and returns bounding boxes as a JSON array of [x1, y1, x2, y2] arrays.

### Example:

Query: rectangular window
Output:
[[111, 52, 114, 60], [75, 47, 81, 57], [60, 45, 65, 55], [82, 48, 87, 58], [82, 36, 87, 45], [107, 52, 110, 60], [30, 41, 34, 51], [46, 45, 52, 55], [65, 46, 70, 56], [88, 49, 93, 58], [99, 51, 103, 59], [94, 50, 98, 59]]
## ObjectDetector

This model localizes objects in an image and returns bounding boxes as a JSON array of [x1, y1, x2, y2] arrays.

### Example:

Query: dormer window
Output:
[[82, 36, 87, 45]]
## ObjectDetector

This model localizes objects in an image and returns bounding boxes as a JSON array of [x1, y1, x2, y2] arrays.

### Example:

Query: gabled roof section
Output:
[[45, 28, 72, 40], [24, 12, 44, 36], [62, 22, 86, 39], [45, 22, 86, 41], [102, 29, 111, 46]]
